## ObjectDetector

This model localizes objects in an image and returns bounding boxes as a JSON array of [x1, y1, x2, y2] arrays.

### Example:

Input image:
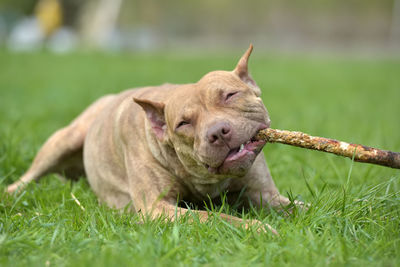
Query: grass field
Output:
[[0, 50, 399, 266]]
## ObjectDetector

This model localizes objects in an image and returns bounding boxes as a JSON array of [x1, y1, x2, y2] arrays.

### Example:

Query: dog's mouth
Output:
[[226, 136, 265, 161], [205, 132, 266, 175]]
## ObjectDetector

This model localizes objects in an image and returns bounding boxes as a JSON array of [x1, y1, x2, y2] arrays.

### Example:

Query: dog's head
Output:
[[134, 45, 270, 181]]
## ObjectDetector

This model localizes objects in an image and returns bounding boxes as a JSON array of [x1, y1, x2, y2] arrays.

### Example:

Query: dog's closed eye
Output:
[[225, 91, 239, 101], [176, 120, 190, 130]]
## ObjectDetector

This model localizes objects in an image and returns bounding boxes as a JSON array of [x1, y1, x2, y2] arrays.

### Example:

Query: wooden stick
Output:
[[255, 128, 400, 169]]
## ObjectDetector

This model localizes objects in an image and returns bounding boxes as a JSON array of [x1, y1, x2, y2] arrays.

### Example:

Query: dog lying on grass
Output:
[[7, 45, 300, 234]]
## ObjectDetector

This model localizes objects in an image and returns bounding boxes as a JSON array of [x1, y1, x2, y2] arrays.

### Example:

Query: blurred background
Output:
[[0, 0, 399, 54]]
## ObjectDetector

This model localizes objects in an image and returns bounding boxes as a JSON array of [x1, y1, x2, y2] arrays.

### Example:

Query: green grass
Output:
[[0, 50, 399, 266]]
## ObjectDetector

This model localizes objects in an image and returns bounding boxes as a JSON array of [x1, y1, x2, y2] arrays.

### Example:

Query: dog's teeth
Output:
[[246, 140, 251, 144], [239, 144, 244, 152]]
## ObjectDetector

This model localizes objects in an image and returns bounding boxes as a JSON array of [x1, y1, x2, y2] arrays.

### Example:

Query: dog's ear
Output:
[[233, 44, 261, 96], [133, 97, 167, 141]]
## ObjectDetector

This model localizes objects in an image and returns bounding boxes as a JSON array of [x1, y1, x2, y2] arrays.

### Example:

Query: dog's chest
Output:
[[188, 178, 233, 200]]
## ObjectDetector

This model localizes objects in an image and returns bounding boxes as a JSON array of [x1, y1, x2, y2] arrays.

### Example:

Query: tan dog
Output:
[[7, 45, 294, 233]]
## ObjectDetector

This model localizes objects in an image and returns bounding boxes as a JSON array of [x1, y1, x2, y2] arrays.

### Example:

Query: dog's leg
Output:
[[124, 161, 278, 235], [141, 201, 278, 235], [6, 126, 83, 193], [236, 154, 305, 211], [6, 95, 115, 194]]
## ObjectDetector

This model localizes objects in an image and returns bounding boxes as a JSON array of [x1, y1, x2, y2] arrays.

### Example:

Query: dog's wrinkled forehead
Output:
[[197, 71, 244, 102], [165, 71, 243, 122]]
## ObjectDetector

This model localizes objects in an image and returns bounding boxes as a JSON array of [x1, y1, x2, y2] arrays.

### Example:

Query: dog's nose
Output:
[[207, 122, 232, 145]]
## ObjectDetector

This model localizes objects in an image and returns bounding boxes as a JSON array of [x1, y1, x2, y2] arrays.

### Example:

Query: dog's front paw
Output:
[[269, 194, 309, 215], [293, 200, 310, 210], [244, 219, 279, 236], [279, 199, 310, 217], [5, 182, 22, 194]]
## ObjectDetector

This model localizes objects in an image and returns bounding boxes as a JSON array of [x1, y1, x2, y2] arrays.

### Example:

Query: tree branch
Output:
[[256, 128, 400, 169]]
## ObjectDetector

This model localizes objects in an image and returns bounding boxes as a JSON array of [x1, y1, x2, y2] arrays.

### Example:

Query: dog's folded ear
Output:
[[233, 44, 261, 97], [133, 97, 167, 141]]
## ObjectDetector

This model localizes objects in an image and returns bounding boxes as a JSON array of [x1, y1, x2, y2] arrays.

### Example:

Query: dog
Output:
[[7, 45, 296, 234]]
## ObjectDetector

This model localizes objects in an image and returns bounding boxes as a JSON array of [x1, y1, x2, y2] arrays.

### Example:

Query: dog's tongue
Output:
[[207, 148, 243, 174]]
